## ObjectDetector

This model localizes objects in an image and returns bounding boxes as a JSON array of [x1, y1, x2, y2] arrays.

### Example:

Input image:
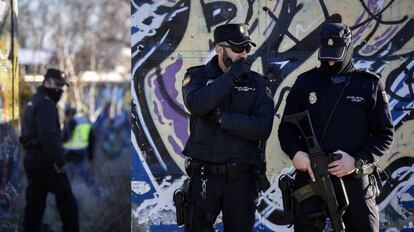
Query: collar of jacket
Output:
[[204, 55, 224, 79], [37, 85, 54, 102]]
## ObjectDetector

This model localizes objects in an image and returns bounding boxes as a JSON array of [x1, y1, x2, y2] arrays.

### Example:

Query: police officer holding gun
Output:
[[278, 23, 394, 232], [20, 69, 79, 232], [179, 23, 274, 231]]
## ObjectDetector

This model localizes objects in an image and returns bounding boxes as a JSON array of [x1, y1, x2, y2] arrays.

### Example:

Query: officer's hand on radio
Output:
[[327, 150, 356, 177], [53, 163, 66, 174], [293, 151, 315, 182], [228, 60, 250, 82]]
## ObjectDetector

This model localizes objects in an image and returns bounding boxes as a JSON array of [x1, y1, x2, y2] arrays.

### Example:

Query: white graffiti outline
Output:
[[133, 175, 186, 225], [379, 165, 414, 218], [131, 131, 161, 193], [132, 81, 168, 171]]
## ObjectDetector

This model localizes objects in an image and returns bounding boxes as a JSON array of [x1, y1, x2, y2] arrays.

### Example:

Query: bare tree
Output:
[[19, 0, 130, 75]]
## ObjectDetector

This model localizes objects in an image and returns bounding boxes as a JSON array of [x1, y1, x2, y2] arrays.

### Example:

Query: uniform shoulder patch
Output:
[[182, 73, 192, 87], [297, 67, 318, 79], [356, 68, 381, 80], [186, 65, 205, 72], [183, 65, 205, 87]]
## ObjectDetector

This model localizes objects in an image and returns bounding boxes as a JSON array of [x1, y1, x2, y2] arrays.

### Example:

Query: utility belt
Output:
[[186, 159, 255, 178], [173, 158, 266, 229]]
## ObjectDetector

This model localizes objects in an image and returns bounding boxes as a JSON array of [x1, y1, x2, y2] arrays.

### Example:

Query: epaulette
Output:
[[183, 65, 205, 88], [251, 70, 268, 80], [186, 65, 205, 73], [356, 68, 381, 80], [298, 67, 318, 78]]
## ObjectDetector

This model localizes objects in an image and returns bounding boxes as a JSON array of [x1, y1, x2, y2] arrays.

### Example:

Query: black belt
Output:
[[188, 159, 254, 176]]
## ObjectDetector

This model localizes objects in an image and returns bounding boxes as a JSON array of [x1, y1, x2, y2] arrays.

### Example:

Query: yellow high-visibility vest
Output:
[[63, 119, 92, 150]]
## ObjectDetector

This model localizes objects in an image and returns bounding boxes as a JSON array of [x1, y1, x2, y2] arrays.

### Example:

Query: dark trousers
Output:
[[293, 172, 379, 232], [23, 154, 79, 232], [186, 172, 257, 232]]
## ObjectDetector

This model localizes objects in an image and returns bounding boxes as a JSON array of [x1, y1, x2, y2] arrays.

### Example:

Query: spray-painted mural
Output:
[[0, 0, 18, 231], [131, 0, 414, 231]]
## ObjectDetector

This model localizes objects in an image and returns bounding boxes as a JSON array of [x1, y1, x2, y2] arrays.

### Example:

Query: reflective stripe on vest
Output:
[[63, 123, 92, 150]]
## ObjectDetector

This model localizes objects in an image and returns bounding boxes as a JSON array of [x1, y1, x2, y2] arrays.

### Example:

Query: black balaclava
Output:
[[320, 44, 355, 77], [44, 87, 64, 103]]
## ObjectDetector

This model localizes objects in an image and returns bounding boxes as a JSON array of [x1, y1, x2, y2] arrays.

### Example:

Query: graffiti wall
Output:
[[0, 0, 18, 231], [131, 0, 414, 231]]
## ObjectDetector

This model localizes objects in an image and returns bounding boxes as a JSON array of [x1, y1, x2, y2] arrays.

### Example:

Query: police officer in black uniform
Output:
[[278, 23, 394, 232], [20, 69, 79, 232], [181, 23, 275, 231]]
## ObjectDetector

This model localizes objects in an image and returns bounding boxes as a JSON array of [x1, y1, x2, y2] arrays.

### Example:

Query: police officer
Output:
[[278, 23, 394, 232], [20, 68, 79, 232], [63, 107, 95, 163], [181, 23, 275, 231]]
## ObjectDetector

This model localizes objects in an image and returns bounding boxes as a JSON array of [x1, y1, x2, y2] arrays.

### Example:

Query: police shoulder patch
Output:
[[182, 65, 205, 88], [182, 74, 191, 87]]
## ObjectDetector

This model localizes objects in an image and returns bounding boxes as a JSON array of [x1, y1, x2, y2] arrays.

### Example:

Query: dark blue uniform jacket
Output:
[[278, 68, 394, 164], [20, 86, 66, 167], [182, 56, 275, 165]]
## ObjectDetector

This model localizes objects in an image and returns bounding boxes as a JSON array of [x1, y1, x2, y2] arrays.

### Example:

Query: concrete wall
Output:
[[0, 0, 18, 231], [131, 0, 414, 231]]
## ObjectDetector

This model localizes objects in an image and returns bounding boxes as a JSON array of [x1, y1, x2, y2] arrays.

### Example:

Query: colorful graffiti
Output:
[[0, 0, 18, 231], [131, 0, 414, 231]]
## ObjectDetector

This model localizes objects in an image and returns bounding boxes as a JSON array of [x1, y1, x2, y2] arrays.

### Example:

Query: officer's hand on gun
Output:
[[327, 150, 356, 178], [227, 60, 251, 83], [293, 151, 315, 182]]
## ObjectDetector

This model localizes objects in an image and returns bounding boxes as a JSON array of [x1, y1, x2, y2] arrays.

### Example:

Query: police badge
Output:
[[309, 92, 317, 104]]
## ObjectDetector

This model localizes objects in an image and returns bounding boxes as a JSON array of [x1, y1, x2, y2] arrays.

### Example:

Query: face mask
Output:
[[44, 87, 64, 103], [320, 61, 343, 76], [222, 48, 233, 67]]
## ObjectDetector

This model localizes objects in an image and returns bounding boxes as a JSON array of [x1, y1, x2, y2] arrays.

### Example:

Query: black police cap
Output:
[[44, 68, 69, 86], [214, 23, 256, 47], [318, 23, 352, 61]]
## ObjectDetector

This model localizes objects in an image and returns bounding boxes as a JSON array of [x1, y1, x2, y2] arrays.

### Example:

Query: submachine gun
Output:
[[284, 110, 349, 232]]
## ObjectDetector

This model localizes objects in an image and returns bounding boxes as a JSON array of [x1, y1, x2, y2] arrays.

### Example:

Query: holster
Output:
[[371, 165, 387, 198], [173, 178, 192, 228], [278, 173, 295, 226]]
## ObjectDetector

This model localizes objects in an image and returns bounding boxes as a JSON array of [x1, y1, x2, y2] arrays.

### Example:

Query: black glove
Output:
[[203, 107, 221, 123], [227, 60, 251, 83]]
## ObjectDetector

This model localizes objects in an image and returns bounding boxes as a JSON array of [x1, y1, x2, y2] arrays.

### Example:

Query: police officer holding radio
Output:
[[180, 23, 274, 231], [278, 23, 394, 232], [20, 68, 79, 232]]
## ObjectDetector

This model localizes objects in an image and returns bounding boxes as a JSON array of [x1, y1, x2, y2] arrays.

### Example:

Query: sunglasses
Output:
[[220, 44, 251, 54]]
